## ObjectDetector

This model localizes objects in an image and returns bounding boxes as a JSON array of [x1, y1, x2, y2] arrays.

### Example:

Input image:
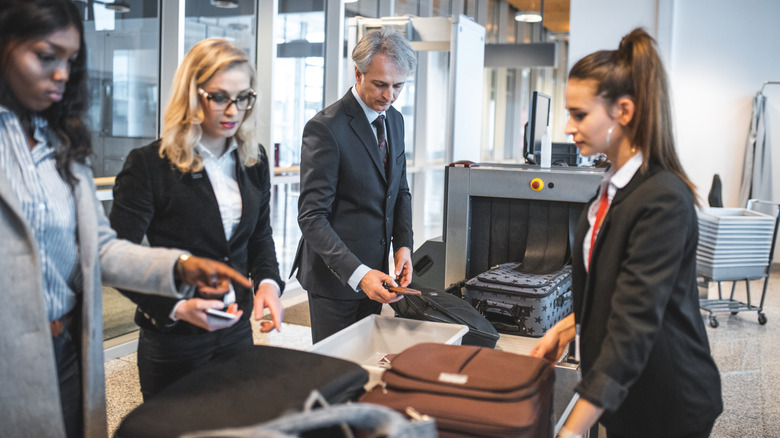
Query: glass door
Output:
[[84, 0, 160, 179], [81, 0, 161, 342]]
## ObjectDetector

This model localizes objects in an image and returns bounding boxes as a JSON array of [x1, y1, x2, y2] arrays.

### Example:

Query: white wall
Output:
[[570, 0, 780, 262], [570, 0, 780, 209], [670, 0, 780, 208], [569, 0, 659, 68]]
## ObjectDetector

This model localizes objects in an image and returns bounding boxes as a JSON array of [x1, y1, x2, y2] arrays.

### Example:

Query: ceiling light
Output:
[[344, 0, 359, 3], [515, 11, 542, 23], [210, 0, 239, 8], [94, 0, 131, 13]]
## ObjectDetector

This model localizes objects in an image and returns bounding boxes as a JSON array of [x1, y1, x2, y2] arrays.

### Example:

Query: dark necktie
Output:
[[372, 114, 388, 174]]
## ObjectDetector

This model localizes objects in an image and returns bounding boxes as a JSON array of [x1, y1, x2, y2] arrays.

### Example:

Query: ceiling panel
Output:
[[506, 0, 570, 33]]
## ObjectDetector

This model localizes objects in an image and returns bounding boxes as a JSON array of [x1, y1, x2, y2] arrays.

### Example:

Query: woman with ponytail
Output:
[[531, 28, 722, 437]]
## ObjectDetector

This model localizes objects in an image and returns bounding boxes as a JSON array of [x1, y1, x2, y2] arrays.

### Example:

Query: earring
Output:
[[606, 126, 614, 146]]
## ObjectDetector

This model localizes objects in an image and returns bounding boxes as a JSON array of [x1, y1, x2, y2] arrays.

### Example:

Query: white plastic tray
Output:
[[309, 314, 468, 387]]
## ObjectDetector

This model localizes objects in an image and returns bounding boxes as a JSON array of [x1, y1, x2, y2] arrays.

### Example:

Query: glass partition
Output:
[[271, 2, 326, 279], [81, 0, 161, 341], [184, 0, 257, 62], [84, 0, 160, 179]]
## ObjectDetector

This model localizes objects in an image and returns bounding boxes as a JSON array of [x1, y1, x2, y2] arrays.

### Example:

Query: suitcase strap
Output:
[[417, 292, 471, 327]]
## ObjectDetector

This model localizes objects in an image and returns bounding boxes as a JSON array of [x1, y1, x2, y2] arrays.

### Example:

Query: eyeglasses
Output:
[[198, 88, 257, 112]]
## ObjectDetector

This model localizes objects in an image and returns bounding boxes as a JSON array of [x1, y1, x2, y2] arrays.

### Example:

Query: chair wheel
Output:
[[731, 311, 738, 315], [709, 316, 719, 328], [758, 313, 768, 325]]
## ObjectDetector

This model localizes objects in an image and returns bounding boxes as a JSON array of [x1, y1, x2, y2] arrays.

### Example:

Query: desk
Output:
[[273, 165, 300, 183], [94, 176, 116, 201], [272, 166, 301, 242]]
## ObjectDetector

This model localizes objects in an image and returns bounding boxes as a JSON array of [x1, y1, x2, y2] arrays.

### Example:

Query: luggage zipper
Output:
[[405, 406, 431, 422]]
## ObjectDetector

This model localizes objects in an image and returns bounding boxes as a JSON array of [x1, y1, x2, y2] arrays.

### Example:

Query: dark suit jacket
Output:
[[293, 90, 413, 300], [572, 164, 722, 436], [109, 141, 283, 334]]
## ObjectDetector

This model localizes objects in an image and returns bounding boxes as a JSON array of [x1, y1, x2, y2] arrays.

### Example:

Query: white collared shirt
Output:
[[583, 152, 643, 272], [197, 140, 242, 241], [351, 86, 386, 143], [170, 140, 280, 320]]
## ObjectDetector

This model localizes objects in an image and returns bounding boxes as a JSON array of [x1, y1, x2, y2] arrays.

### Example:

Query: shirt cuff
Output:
[[258, 278, 282, 297], [169, 299, 186, 321], [348, 264, 372, 292]]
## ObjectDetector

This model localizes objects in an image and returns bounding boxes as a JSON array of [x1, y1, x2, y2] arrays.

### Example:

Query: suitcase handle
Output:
[[554, 290, 573, 308], [473, 299, 531, 334]]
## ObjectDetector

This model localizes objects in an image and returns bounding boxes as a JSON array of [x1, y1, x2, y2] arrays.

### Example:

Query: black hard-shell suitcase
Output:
[[465, 263, 573, 337], [391, 283, 500, 348], [115, 345, 369, 438]]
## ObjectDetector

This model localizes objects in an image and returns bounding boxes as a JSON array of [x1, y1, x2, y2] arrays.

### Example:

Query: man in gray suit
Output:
[[294, 30, 416, 343]]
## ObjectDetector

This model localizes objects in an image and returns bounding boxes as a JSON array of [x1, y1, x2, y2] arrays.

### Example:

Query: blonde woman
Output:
[[110, 38, 284, 400]]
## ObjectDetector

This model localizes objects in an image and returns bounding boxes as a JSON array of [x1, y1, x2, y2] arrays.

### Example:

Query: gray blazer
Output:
[[0, 161, 190, 438]]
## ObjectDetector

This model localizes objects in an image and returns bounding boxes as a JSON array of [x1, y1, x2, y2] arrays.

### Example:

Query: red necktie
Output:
[[588, 190, 609, 265]]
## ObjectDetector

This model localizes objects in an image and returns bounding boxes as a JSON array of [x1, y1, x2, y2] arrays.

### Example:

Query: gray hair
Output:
[[352, 29, 416, 76]]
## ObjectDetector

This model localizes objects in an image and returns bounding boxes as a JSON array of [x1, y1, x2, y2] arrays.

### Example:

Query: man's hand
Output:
[[253, 282, 284, 333], [393, 247, 413, 287], [177, 255, 253, 295], [174, 299, 243, 331], [359, 269, 404, 304]]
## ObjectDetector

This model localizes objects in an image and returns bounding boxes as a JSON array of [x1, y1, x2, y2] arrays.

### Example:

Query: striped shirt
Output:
[[0, 105, 80, 321]]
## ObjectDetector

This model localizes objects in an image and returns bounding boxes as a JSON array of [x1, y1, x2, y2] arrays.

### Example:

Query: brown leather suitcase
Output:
[[360, 343, 555, 438]]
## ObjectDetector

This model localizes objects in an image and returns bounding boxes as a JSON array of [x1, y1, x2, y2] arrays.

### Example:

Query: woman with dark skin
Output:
[[0, 1, 251, 436]]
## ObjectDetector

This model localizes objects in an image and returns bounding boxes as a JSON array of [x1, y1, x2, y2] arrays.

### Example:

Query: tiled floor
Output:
[[105, 270, 780, 437]]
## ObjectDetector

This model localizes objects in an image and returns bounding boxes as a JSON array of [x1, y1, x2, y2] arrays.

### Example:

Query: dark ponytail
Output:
[[569, 28, 697, 203]]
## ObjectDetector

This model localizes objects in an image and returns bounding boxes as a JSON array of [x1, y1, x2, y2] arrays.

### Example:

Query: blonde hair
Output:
[[160, 38, 260, 173]]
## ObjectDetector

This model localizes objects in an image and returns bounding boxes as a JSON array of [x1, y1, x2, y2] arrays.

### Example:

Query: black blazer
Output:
[[572, 164, 722, 436], [109, 141, 283, 334], [293, 90, 413, 300]]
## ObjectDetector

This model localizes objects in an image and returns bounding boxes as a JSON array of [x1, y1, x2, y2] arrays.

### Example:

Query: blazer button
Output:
[[380, 238, 387, 245], [223, 256, 229, 262]]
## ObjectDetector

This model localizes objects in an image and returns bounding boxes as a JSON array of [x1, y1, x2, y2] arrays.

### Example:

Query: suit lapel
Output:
[[385, 109, 402, 182], [229, 154, 250, 246], [0, 164, 33, 239], [590, 165, 657, 262], [344, 91, 387, 181], [194, 167, 226, 234], [73, 167, 96, 270]]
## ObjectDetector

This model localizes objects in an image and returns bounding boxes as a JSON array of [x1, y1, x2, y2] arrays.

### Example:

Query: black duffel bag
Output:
[[116, 345, 369, 438], [391, 283, 499, 348]]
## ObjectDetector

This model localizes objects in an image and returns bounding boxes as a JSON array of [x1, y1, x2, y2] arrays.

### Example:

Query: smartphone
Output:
[[206, 308, 238, 320]]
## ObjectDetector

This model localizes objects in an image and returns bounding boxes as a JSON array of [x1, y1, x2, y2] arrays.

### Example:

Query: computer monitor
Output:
[[523, 91, 551, 164]]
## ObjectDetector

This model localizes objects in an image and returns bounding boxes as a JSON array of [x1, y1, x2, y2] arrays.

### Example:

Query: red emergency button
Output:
[[530, 178, 544, 191]]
